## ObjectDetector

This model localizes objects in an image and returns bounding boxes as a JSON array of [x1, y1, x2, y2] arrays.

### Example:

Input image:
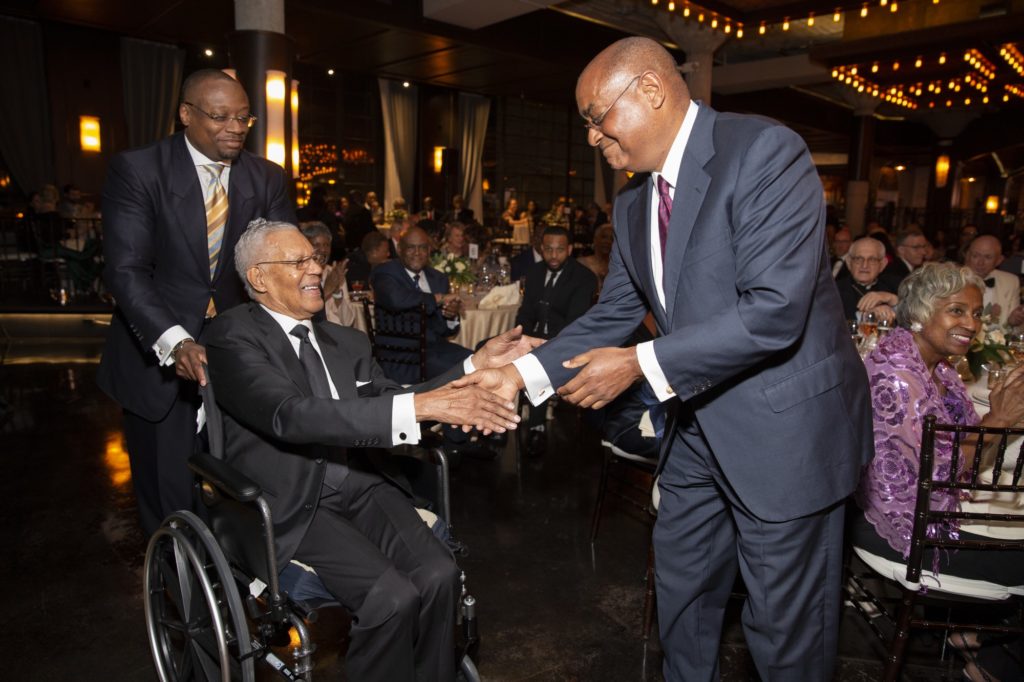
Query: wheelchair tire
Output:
[[144, 511, 254, 682]]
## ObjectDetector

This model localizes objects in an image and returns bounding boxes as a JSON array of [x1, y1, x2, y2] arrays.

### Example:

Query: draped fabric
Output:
[[120, 38, 185, 149], [457, 93, 490, 223], [378, 78, 418, 212], [0, 17, 54, 195]]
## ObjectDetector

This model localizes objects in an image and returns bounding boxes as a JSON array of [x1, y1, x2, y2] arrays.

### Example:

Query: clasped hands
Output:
[[447, 343, 643, 434]]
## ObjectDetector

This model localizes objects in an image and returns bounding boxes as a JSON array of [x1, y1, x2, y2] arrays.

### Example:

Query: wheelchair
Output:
[[142, 376, 481, 681]]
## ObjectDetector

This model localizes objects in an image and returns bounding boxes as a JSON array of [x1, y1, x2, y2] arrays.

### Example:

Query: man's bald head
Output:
[[965, 234, 1004, 278], [181, 69, 241, 105], [576, 37, 690, 174]]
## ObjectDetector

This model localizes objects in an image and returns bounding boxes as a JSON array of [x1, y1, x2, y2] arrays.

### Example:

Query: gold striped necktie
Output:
[[204, 163, 228, 316]]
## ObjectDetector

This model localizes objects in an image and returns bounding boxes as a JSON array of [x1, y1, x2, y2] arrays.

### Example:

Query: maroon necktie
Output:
[[657, 175, 673, 262]]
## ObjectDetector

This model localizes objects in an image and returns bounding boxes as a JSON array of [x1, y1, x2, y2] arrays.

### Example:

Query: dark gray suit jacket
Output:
[[98, 132, 295, 421], [532, 105, 873, 522], [205, 303, 461, 567]]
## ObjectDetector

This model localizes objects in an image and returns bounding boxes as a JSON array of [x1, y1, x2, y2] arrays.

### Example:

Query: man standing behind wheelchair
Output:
[[204, 219, 540, 681]]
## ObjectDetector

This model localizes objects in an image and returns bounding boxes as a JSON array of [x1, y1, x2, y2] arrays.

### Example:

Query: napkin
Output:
[[477, 283, 520, 309]]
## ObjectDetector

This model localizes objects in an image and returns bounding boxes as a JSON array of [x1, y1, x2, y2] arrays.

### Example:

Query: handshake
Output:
[[412, 326, 646, 434]]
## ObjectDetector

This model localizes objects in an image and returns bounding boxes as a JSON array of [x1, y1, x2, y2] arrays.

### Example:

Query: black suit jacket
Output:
[[371, 259, 457, 344], [97, 132, 295, 421], [515, 258, 596, 339], [835, 276, 897, 320], [205, 303, 461, 567], [510, 248, 540, 283], [880, 257, 911, 288]]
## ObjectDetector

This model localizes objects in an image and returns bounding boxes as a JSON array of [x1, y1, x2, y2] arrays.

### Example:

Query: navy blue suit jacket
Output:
[[97, 132, 295, 421], [370, 259, 458, 344], [531, 105, 873, 522]]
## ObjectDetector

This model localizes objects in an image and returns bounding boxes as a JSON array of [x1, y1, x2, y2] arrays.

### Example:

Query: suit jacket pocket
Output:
[[762, 353, 843, 413]]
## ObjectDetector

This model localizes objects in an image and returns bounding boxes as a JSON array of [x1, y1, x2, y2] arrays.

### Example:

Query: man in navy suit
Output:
[[98, 69, 295, 535], [458, 38, 872, 680], [371, 226, 471, 384]]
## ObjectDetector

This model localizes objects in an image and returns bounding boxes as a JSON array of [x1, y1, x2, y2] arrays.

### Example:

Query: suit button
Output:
[[665, 385, 674, 395], [303, 503, 313, 511]]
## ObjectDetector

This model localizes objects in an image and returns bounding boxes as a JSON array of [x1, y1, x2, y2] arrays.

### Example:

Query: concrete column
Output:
[[654, 14, 727, 105], [234, 0, 284, 32]]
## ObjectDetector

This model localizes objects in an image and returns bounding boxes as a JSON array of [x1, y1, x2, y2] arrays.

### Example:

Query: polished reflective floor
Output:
[[2, 339, 961, 681]]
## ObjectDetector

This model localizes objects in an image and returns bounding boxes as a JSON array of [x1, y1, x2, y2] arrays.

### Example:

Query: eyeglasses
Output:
[[849, 256, 884, 265], [183, 102, 257, 128], [256, 255, 318, 270], [583, 74, 641, 132]]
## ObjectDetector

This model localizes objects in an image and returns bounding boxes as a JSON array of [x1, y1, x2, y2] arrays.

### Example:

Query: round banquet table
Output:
[[452, 294, 520, 350]]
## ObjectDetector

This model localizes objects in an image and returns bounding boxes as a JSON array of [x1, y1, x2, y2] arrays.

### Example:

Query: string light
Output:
[[736, 24, 743, 38], [938, 53, 946, 65], [871, 62, 879, 73], [890, 1, 898, 12], [683, 4, 690, 16], [711, 14, 718, 28], [892, 60, 900, 70], [667, 1, 674, 9], [759, 21, 766, 34], [834, 8, 842, 21], [807, 12, 815, 26], [914, 56, 922, 68], [861, 4, 869, 18], [782, 17, 789, 30], [724, 22, 731, 33], [1000, 43, 1024, 76]]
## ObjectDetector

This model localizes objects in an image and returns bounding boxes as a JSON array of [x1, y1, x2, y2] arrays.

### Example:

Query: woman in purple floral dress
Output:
[[852, 263, 1024, 680]]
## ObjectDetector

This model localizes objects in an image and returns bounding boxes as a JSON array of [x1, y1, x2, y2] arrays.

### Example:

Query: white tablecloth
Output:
[[452, 299, 520, 350]]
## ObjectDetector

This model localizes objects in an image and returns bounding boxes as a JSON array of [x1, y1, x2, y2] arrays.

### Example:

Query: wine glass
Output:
[[1008, 331, 1024, 363], [877, 317, 892, 337], [858, 311, 878, 340], [848, 320, 862, 348], [349, 280, 366, 301]]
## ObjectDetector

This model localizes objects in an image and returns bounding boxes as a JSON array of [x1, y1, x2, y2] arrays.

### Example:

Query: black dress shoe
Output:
[[525, 430, 547, 458]]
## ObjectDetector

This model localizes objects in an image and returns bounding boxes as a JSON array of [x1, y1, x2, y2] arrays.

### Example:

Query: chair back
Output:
[[362, 298, 428, 383], [907, 415, 1024, 584]]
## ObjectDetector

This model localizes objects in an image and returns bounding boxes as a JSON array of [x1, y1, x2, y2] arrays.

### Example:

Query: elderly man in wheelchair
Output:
[[143, 218, 540, 682]]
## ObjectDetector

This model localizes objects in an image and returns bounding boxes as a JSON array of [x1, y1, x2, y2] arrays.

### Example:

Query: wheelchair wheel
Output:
[[144, 511, 254, 682]]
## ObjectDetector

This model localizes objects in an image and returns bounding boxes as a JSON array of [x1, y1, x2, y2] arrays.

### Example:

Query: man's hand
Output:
[[872, 304, 896, 324], [558, 346, 641, 409], [440, 293, 462, 319], [857, 291, 897, 311], [472, 325, 545, 369], [1008, 304, 1024, 328], [451, 364, 525, 406], [414, 381, 520, 433], [174, 340, 208, 386]]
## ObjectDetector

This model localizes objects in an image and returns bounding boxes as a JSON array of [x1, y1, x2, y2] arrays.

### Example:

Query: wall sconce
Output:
[[985, 195, 1000, 213], [934, 154, 950, 188], [265, 70, 287, 167], [482, 178, 490, 192], [290, 80, 300, 179], [433, 146, 445, 174], [79, 116, 101, 152]]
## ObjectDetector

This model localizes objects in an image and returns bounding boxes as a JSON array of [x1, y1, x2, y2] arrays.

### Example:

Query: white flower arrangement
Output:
[[431, 252, 475, 284]]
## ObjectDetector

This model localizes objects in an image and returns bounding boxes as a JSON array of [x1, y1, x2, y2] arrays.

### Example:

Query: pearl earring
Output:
[[910, 322, 923, 332]]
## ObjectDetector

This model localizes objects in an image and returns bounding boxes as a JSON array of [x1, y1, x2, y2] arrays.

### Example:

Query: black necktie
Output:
[[985, 277, 996, 288], [289, 324, 332, 399], [412, 272, 422, 290]]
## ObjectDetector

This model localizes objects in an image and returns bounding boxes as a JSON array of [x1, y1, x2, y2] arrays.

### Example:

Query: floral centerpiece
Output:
[[965, 304, 1011, 379], [431, 252, 475, 285], [384, 208, 408, 224]]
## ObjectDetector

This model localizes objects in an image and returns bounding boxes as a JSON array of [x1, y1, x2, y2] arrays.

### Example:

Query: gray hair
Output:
[[234, 218, 301, 296], [298, 220, 331, 242], [895, 262, 985, 330]]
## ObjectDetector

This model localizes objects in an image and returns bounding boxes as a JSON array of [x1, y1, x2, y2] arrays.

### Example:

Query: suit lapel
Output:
[[662, 105, 715, 323], [314, 323, 357, 399], [168, 134, 210, 276], [251, 304, 313, 396], [218, 152, 256, 282]]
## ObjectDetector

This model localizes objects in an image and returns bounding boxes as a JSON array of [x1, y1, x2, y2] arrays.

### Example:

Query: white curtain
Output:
[[378, 78, 418, 213], [458, 93, 490, 223]]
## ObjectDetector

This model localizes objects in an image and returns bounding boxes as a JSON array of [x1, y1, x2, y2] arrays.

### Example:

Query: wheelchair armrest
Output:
[[188, 451, 262, 503]]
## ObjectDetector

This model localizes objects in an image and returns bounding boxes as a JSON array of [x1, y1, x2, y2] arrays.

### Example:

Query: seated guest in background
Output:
[[836, 237, 898, 323], [510, 224, 544, 283], [365, 190, 384, 225], [965, 235, 1019, 327], [501, 198, 520, 229], [881, 228, 928, 287], [297, 187, 339, 242], [542, 197, 569, 228], [372, 227, 470, 384], [206, 219, 528, 682], [418, 195, 439, 237], [853, 262, 1024, 682], [442, 194, 473, 225], [947, 223, 979, 263], [300, 221, 357, 328], [58, 184, 83, 219], [586, 201, 608, 231], [830, 227, 852, 278], [577, 223, 613, 294], [347, 230, 391, 289], [387, 217, 408, 259], [342, 190, 375, 251], [439, 222, 468, 259], [515, 225, 597, 455]]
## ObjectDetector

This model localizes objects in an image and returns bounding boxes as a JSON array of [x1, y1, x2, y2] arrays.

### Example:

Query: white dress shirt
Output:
[[152, 135, 233, 366], [260, 304, 421, 446], [512, 103, 700, 406]]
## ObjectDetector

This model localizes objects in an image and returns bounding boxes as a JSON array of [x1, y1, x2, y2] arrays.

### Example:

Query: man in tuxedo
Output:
[[371, 226, 471, 384], [836, 237, 898, 322], [458, 37, 871, 680], [205, 219, 527, 682], [515, 225, 596, 453], [880, 227, 927, 287], [966, 235, 1020, 326], [98, 69, 295, 535]]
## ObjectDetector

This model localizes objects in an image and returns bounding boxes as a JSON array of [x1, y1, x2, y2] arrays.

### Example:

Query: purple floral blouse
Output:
[[857, 327, 979, 557]]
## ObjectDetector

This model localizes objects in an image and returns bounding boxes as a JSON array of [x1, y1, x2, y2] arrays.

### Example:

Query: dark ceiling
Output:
[[2, 0, 1022, 167]]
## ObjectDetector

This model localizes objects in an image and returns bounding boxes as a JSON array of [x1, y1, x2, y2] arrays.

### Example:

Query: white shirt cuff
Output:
[[446, 318, 460, 330], [153, 325, 192, 366], [513, 354, 556, 406], [463, 356, 476, 374], [391, 393, 421, 446], [637, 340, 675, 402]]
